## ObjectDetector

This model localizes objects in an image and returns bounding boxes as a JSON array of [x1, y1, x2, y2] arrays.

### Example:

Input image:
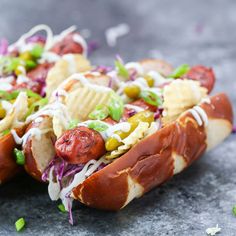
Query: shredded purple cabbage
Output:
[[115, 54, 124, 64], [232, 125, 236, 134], [67, 197, 74, 225], [127, 109, 136, 118], [87, 41, 100, 55], [129, 70, 137, 81], [26, 35, 46, 44], [34, 77, 46, 97], [0, 38, 8, 55], [154, 111, 160, 120], [42, 156, 108, 225], [93, 65, 113, 74]]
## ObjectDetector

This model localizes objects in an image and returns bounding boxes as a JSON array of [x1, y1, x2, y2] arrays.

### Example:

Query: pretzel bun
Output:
[[71, 93, 233, 210], [23, 116, 56, 181], [0, 128, 25, 184], [139, 58, 173, 77]]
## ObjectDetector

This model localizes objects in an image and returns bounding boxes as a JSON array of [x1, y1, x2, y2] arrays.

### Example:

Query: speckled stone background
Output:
[[0, 0, 235, 235]]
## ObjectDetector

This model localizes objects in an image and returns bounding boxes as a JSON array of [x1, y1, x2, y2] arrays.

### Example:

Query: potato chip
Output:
[[0, 92, 28, 133], [46, 54, 91, 98], [106, 122, 149, 159], [162, 79, 207, 125]]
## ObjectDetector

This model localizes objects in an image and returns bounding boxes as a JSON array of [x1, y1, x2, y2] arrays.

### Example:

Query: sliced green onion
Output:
[[88, 121, 109, 132], [1, 129, 10, 137], [25, 60, 37, 70], [232, 205, 236, 216], [0, 90, 13, 100], [169, 64, 190, 78], [57, 204, 67, 213], [0, 56, 24, 74], [89, 104, 109, 120], [6, 57, 22, 73], [108, 92, 124, 122], [0, 90, 20, 101], [14, 148, 25, 165], [30, 44, 44, 59], [140, 90, 162, 107], [25, 98, 48, 118], [115, 60, 129, 79], [15, 217, 26, 232], [10, 90, 21, 99], [25, 89, 42, 99], [68, 119, 80, 130]]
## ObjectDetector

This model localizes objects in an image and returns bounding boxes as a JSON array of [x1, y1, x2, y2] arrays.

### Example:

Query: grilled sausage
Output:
[[55, 126, 106, 164]]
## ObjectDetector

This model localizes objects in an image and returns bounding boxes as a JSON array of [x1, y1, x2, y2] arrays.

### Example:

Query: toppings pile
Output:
[[0, 25, 218, 226], [32, 57, 215, 224]]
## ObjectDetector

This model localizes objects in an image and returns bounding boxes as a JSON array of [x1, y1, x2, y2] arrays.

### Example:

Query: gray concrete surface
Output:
[[0, 0, 235, 235]]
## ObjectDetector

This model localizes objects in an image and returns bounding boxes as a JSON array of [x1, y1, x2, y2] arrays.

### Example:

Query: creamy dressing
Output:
[[48, 167, 61, 201], [52, 25, 76, 45], [53, 73, 112, 100], [201, 97, 211, 104], [0, 82, 13, 91], [105, 122, 131, 137], [62, 54, 77, 74], [60, 159, 97, 210], [148, 71, 172, 86], [125, 62, 144, 75], [1, 101, 12, 114], [34, 116, 44, 123], [189, 105, 208, 126], [110, 133, 122, 142], [72, 34, 88, 57], [16, 75, 30, 84], [9, 24, 54, 52], [26, 101, 70, 123], [39, 51, 61, 63], [132, 77, 149, 89], [124, 104, 144, 112], [0, 76, 14, 83], [11, 127, 53, 146]]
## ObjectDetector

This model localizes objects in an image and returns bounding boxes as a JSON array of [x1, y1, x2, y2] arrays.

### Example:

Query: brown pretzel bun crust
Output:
[[0, 128, 25, 184], [72, 93, 233, 210]]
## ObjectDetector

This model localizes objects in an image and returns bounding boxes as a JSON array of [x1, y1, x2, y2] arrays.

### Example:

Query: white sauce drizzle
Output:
[[124, 104, 144, 112], [52, 25, 76, 45], [0, 82, 12, 91], [148, 70, 173, 86], [1, 101, 12, 114], [72, 34, 88, 57], [62, 54, 77, 74], [9, 24, 53, 52], [39, 52, 61, 63], [0, 76, 14, 83], [60, 159, 97, 209], [53, 73, 112, 100], [11, 127, 52, 146], [110, 133, 122, 142], [125, 62, 144, 75], [189, 105, 208, 126], [48, 167, 61, 201], [16, 75, 30, 84], [201, 97, 211, 104]]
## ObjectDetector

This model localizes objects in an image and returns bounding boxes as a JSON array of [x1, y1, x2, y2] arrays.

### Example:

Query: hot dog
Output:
[[20, 57, 233, 225], [55, 126, 106, 164], [0, 24, 89, 184]]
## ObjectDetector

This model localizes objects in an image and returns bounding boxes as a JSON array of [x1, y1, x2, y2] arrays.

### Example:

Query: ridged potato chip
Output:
[[106, 122, 149, 159], [46, 54, 91, 98], [162, 79, 207, 125], [0, 92, 28, 133]]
